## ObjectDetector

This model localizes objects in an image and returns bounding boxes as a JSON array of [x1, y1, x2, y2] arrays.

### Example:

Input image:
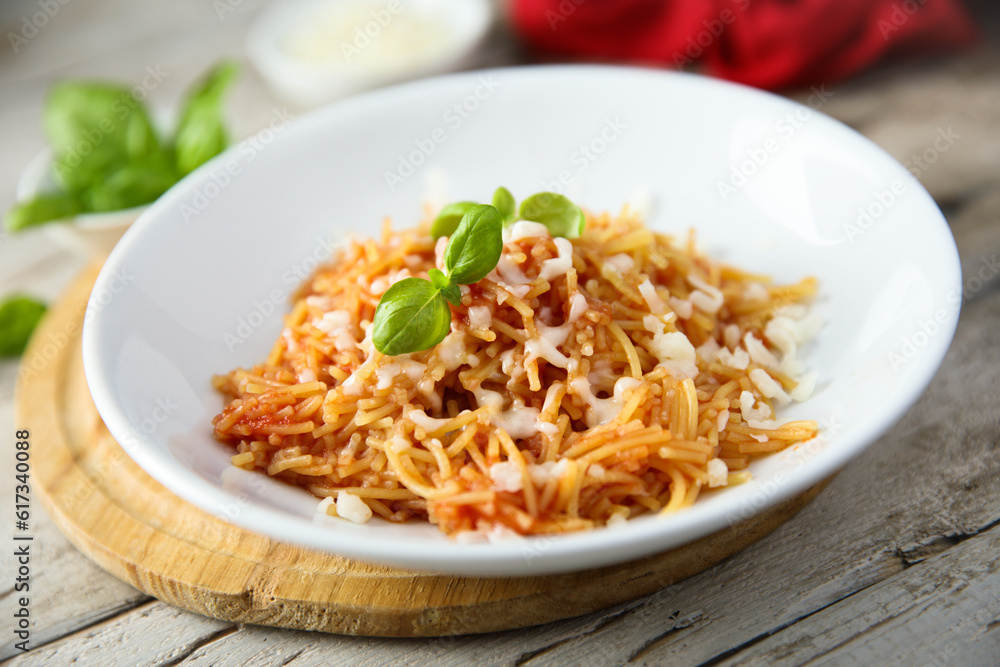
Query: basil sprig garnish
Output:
[[374, 204, 502, 355], [518, 192, 585, 239], [372, 277, 453, 356], [428, 201, 477, 239], [373, 188, 585, 356], [491, 186, 516, 224]]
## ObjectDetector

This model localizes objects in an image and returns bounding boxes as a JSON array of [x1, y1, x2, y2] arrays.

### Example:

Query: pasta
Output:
[[212, 205, 821, 537]]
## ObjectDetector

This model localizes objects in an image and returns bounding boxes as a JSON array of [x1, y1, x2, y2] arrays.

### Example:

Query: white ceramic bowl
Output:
[[247, 0, 494, 110], [83, 66, 961, 576], [14, 150, 145, 258]]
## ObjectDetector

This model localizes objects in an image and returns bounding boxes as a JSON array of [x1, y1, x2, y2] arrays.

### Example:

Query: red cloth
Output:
[[510, 0, 980, 90]]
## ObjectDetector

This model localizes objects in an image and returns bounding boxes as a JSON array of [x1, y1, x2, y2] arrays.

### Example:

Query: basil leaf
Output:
[[373, 277, 452, 355], [440, 283, 461, 306], [0, 295, 47, 357], [430, 201, 478, 239], [174, 61, 238, 175], [4, 193, 82, 232], [492, 186, 516, 224], [429, 268, 461, 306], [83, 160, 177, 212], [45, 81, 163, 194], [444, 205, 503, 285], [519, 192, 586, 238]]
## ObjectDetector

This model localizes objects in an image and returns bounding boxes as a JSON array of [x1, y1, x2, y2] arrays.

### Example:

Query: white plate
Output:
[[83, 66, 961, 576]]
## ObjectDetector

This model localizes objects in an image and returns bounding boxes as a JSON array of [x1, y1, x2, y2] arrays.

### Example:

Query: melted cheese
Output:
[[744, 332, 779, 370], [668, 296, 693, 320], [467, 305, 492, 330], [638, 278, 665, 314], [527, 458, 570, 485], [336, 491, 372, 524], [717, 409, 730, 432], [374, 359, 426, 390], [648, 331, 699, 379], [489, 461, 523, 492], [492, 398, 543, 438], [606, 253, 635, 273], [504, 220, 549, 242], [568, 292, 589, 322], [749, 368, 791, 405], [524, 326, 572, 369], [569, 376, 643, 427], [707, 459, 729, 487], [538, 237, 574, 282], [717, 346, 750, 370], [407, 408, 459, 433], [687, 274, 724, 314], [739, 390, 772, 422]]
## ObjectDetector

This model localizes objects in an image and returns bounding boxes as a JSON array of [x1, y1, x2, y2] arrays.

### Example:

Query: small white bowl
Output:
[[14, 150, 145, 259], [83, 66, 961, 576], [247, 0, 494, 110]]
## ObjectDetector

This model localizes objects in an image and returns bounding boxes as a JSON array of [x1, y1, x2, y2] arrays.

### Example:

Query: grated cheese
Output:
[[336, 491, 372, 524]]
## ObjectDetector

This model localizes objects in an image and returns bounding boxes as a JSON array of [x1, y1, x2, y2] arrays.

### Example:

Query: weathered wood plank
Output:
[[715, 525, 1000, 666], [4, 602, 234, 667]]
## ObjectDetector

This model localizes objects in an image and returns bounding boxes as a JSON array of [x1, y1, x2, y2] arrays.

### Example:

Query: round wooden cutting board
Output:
[[16, 265, 828, 637]]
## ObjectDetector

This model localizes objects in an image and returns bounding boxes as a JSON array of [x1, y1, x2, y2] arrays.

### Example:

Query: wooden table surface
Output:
[[2, 2, 999, 665]]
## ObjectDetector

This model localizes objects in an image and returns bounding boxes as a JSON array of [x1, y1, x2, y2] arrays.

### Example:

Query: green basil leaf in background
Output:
[[430, 201, 478, 239], [0, 295, 47, 357], [4, 192, 82, 232], [372, 277, 452, 356], [173, 61, 239, 175], [429, 269, 461, 306], [492, 186, 516, 224], [518, 192, 586, 239], [82, 160, 178, 212], [45, 81, 162, 194], [443, 205, 503, 285]]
